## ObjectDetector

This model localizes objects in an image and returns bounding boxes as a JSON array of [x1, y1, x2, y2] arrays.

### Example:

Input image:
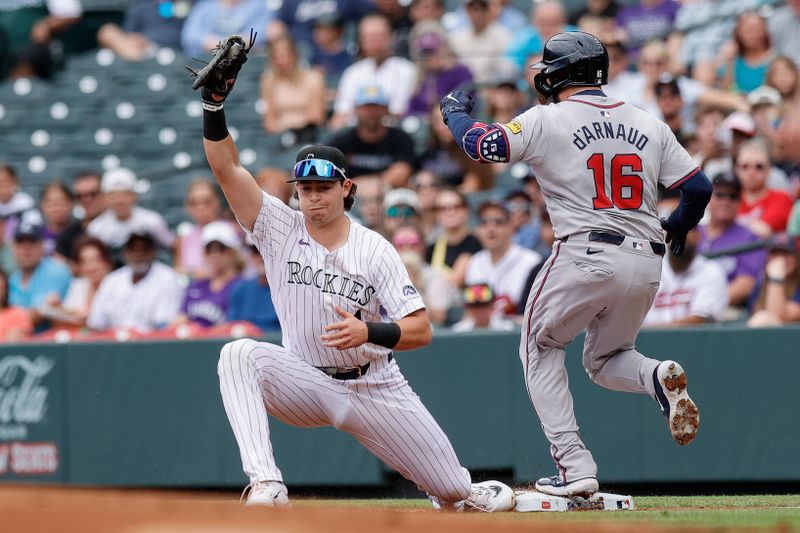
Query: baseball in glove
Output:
[[186, 29, 257, 111]]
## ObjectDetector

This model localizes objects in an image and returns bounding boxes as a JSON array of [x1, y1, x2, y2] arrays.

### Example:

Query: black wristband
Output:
[[203, 107, 229, 142], [366, 322, 401, 349]]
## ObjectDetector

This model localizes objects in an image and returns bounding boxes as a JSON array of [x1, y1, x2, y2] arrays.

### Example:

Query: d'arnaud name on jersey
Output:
[[572, 121, 649, 151], [287, 261, 376, 306]]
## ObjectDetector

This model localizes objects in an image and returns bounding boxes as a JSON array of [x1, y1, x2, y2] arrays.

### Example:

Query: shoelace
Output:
[[467, 486, 494, 508], [239, 481, 256, 504], [239, 480, 276, 504]]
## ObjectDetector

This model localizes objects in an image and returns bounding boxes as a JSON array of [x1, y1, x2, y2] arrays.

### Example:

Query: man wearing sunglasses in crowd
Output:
[[465, 200, 542, 318], [55, 170, 106, 265], [697, 173, 768, 313], [199, 69, 515, 511]]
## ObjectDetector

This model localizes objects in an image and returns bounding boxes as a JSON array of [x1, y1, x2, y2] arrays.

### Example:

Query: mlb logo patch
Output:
[[600, 110, 611, 117], [632, 241, 644, 250]]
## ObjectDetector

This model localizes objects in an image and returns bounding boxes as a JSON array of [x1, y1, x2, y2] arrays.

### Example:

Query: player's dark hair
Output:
[[344, 180, 358, 211]]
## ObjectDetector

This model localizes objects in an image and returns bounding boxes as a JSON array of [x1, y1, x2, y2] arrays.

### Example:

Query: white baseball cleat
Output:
[[654, 360, 700, 446], [464, 480, 516, 512], [241, 480, 290, 507], [534, 475, 599, 498]]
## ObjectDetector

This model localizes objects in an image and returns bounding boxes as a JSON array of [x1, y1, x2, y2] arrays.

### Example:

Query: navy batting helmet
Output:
[[530, 32, 608, 101]]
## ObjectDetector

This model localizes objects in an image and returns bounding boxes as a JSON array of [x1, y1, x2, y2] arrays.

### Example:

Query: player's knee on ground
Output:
[[217, 338, 258, 377]]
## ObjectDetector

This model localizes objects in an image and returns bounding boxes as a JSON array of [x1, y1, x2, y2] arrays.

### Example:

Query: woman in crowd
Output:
[[748, 236, 800, 326], [425, 188, 482, 288], [175, 178, 234, 279], [260, 35, 326, 141], [410, 170, 441, 240], [391, 223, 457, 326], [0, 269, 33, 341], [406, 21, 473, 116], [175, 221, 242, 328], [39, 181, 74, 257], [766, 56, 799, 106], [718, 12, 773, 94], [45, 237, 113, 329]]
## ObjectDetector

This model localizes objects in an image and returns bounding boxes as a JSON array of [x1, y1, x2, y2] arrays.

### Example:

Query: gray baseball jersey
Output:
[[496, 92, 700, 483], [218, 191, 471, 502], [498, 93, 699, 241]]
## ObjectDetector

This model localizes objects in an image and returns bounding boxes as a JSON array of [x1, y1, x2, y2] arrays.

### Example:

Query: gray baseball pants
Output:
[[519, 232, 664, 482]]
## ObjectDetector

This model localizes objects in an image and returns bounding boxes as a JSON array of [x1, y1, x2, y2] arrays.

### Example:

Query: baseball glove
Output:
[[186, 29, 256, 109]]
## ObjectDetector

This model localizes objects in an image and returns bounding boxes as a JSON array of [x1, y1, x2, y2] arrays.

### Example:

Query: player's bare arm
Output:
[[321, 307, 432, 351], [188, 32, 263, 230]]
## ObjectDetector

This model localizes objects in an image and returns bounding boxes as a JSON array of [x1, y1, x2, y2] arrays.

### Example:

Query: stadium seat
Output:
[[0, 78, 50, 105]]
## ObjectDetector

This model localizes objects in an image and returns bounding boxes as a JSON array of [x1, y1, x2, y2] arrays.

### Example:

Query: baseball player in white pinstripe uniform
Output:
[[441, 32, 710, 498], [199, 59, 515, 508]]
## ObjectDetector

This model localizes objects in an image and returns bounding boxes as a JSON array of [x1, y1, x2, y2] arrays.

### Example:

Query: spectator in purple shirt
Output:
[[406, 21, 473, 116], [176, 221, 243, 328], [616, 0, 680, 57], [697, 173, 767, 310]]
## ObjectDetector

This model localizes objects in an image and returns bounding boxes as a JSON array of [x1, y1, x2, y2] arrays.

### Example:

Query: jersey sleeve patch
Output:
[[462, 122, 510, 163], [504, 121, 522, 134]]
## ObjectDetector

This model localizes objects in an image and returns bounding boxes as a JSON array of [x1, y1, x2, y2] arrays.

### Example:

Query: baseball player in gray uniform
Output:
[[197, 55, 514, 511], [441, 32, 711, 498]]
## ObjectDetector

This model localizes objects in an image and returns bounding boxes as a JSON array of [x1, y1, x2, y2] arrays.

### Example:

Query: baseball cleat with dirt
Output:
[[534, 475, 599, 498], [654, 360, 700, 446]]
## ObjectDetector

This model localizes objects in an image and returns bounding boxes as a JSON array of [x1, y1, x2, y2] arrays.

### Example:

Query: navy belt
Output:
[[317, 354, 393, 380], [563, 231, 666, 256]]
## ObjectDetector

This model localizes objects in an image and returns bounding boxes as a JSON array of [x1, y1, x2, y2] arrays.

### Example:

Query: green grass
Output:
[[298, 495, 800, 529]]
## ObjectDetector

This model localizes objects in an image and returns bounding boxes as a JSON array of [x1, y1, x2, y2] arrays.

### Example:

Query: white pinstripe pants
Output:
[[217, 338, 472, 502]]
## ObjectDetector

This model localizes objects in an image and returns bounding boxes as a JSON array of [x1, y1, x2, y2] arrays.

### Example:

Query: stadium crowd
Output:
[[0, 0, 799, 343]]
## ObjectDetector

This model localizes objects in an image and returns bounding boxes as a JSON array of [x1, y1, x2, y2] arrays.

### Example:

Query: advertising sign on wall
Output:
[[0, 353, 64, 482]]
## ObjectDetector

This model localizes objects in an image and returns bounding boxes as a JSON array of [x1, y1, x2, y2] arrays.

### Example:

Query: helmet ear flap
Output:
[[534, 71, 553, 100]]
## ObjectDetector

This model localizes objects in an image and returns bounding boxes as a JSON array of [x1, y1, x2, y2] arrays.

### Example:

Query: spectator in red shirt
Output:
[[736, 139, 793, 238]]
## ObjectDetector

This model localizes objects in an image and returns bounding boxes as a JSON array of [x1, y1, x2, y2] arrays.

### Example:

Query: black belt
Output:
[[562, 231, 666, 256], [316, 354, 393, 380]]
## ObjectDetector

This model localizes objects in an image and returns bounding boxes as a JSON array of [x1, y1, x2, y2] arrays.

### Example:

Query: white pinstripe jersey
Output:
[[245, 191, 425, 367], [497, 93, 699, 242]]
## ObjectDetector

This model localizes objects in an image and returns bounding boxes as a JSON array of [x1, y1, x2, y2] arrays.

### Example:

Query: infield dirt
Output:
[[0, 486, 716, 533]]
